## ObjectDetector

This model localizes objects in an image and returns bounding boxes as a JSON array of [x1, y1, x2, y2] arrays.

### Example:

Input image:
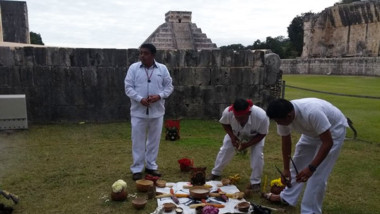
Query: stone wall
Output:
[[0, 1, 30, 44], [281, 57, 380, 76], [0, 46, 281, 122], [302, 1, 380, 58]]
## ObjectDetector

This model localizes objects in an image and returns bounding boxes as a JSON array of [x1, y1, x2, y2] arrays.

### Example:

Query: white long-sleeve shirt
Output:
[[124, 60, 174, 118], [277, 98, 348, 139]]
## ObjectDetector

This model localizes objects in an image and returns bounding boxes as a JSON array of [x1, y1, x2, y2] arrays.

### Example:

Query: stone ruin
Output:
[[302, 0, 380, 58], [0, 2, 283, 123], [281, 0, 380, 77], [0, 47, 282, 122], [0, 0, 30, 44], [143, 11, 218, 50]]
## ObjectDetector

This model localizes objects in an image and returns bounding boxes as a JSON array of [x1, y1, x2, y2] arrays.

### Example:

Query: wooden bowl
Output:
[[163, 203, 177, 212], [136, 179, 154, 192], [156, 179, 167, 188], [189, 186, 210, 199], [132, 197, 147, 210], [111, 189, 127, 201], [236, 201, 250, 212]]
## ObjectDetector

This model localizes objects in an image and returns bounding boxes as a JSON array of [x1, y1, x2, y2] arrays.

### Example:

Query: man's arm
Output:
[[221, 124, 239, 148], [296, 129, 333, 182], [282, 134, 292, 184], [124, 65, 143, 102], [158, 66, 174, 99], [238, 133, 266, 150]]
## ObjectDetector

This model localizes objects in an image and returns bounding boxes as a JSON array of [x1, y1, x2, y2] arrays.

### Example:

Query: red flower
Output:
[[178, 158, 193, 167]]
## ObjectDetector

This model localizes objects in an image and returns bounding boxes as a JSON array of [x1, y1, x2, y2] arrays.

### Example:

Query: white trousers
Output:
[[130, 116, 163, 173], [280, 126, 346, 214], [211, 134, 265, 184]]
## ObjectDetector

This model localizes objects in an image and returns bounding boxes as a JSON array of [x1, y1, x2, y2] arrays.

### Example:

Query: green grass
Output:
[[0, 75, 379, 213], [283, 74, 380, 144]]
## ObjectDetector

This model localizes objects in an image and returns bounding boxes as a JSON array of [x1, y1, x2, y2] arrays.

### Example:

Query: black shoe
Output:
[[145, 168, 162, 177], [132, 172, 142, 181], [206, 174, 221, 181]]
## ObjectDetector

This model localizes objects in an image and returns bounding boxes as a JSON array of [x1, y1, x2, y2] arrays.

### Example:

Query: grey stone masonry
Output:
[[0, 1, 30, 44], [144, 11, 217, 50], [0, 46, 282, 123]]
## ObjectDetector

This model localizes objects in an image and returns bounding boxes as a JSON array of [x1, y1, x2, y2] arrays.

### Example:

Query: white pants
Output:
[[211, 134, 265, 184], [280, 126, 346, 214], [130, 116, 163, 173]]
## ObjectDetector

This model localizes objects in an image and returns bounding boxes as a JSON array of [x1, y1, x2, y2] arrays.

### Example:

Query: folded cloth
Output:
[[155, 181, 249, 214]]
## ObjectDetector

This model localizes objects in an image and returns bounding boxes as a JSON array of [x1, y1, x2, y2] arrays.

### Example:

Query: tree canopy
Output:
[[30, 31, 44, 45]]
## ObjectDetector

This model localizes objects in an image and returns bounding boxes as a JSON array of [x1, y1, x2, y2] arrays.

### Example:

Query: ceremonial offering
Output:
[[136, 179, 154, 192], [190, 167, 206, 186], [110, 179, 127, 201], [236, 201, 250, 212], [163, 202, 177, 212], [189, 186, 210, 199], [156, 179, 167, 188], [221, 178, 231, 186], [270, 178, 285, 194], [175, 207, 183, 214], [132, 197, 147, 209], [178, 158, 194, 172]]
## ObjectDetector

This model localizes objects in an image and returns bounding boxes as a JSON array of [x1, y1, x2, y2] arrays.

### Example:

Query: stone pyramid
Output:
[[143, 11, 217, 50]]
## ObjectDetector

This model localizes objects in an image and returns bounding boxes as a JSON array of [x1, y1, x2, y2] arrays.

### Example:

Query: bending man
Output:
[[265, 98, 348, 214]]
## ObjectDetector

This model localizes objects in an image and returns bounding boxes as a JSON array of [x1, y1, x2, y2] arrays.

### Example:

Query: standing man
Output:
[[208, 98, 269, 192], [265, 98, 348, 214], [124, 43, 174, 181]]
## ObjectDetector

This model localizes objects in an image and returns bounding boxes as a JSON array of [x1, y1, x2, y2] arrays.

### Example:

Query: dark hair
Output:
[[266, 98, 294, 119], [140, 43, 156, 55], [233, 98, 249, 111]]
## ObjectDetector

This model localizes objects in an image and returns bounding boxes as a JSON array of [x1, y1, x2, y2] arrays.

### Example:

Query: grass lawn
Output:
[[0, 75, 379, 213]]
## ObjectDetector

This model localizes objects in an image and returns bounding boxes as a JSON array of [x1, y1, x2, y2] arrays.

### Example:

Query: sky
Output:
[[23, 0, 336, 49]]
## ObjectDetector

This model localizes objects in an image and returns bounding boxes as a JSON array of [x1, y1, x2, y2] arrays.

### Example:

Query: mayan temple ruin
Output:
[[143, 11, 217, 50], [302, 0, 380, 58]]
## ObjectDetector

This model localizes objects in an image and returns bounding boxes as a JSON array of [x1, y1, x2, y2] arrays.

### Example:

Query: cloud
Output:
[[25, 0, 334, 48]]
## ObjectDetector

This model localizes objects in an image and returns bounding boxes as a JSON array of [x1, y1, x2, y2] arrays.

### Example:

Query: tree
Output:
[[219, 44, 246, 51], [30, 31, 44, 45], [287, 12, 314, 57]]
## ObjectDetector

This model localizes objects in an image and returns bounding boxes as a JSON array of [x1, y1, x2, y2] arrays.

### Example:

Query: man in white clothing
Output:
[[264, 98, 348, 214], [124, 43, 174, 180], [208, 98, 269, 192]]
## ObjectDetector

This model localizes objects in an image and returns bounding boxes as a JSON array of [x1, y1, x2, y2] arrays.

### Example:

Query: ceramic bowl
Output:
[[110, 189, 127, 201], [189, 186, 210, 199], [132, 197, 147, 210], [236, 201, 250, 212], [136, 179, 154, 192], [163, 202, 177, 212], [156, 179, 167, 188]]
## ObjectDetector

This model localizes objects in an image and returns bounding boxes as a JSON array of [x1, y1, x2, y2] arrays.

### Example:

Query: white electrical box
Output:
[[0, 94, 28, 130]]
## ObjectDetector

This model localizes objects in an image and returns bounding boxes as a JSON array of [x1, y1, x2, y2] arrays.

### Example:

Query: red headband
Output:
[[228, 99, 254, 116]]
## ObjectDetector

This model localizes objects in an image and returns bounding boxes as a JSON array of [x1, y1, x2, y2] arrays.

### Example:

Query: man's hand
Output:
[[296, 167, 314, 182], [230, 135, 240, 149], [140, 98, 150, 107], [281, 169, 291, 186], [148, 95, 161, 103]]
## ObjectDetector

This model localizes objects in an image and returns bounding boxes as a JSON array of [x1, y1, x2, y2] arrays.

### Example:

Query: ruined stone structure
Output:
[[281, 57, 380, 76], [0, 0, 30, 44], [143, 11, 217, 50], [302, 1, 380, 58], [0, 46, 281, 122]]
